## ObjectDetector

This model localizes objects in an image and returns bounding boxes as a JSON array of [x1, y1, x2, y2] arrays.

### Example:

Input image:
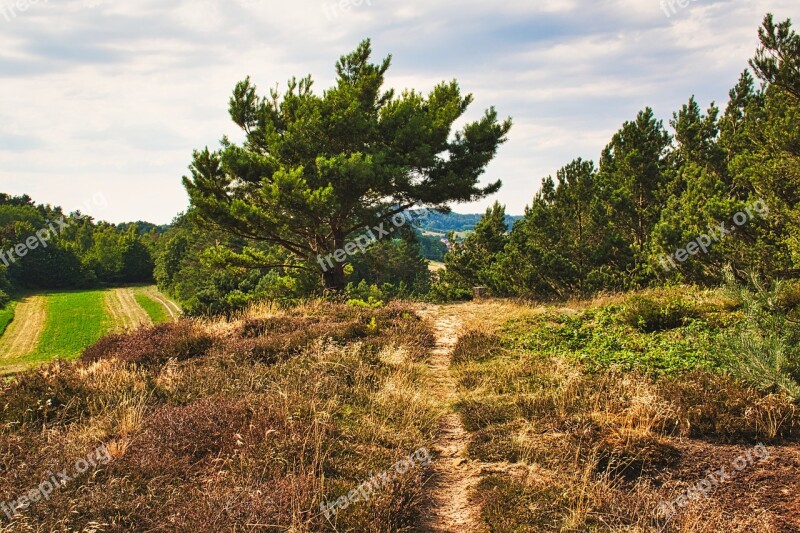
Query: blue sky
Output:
[[0, 0, 796, 223]]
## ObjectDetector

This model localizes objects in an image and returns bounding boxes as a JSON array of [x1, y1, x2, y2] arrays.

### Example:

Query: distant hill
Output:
[[412, 211, 522, 235], [408, 210, 523, 262]]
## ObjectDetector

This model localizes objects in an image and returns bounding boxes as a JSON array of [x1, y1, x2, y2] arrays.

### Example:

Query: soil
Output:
[[417, 305, 487, 533]]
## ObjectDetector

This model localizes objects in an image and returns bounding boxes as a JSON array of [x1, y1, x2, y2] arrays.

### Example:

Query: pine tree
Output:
[[184, 40, 512, 291]]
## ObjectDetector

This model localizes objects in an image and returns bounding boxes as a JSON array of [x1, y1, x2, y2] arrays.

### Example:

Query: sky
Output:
[[0, 0, 797, 224]]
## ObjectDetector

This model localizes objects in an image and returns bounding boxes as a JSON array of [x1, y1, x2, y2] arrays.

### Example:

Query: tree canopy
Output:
[[443, 13, 800, 299], [184, 39, 512, 290]]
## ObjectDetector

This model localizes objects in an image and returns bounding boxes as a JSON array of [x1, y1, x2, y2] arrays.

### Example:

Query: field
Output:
[[0, 289, 796, 531], [0, 302, 15, 337], [0, 286, 180, 374]]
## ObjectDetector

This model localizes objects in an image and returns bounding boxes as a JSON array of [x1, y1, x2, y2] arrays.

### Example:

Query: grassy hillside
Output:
[[0, 290, 798, 531], [28, 290, 112, 364], [0, 286, 180, 374], [447, 290, 800, 531]]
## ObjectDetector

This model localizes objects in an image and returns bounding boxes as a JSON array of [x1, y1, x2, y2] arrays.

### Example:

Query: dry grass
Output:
[[0, 301, 438, 532], [448, 295, 800, 532]]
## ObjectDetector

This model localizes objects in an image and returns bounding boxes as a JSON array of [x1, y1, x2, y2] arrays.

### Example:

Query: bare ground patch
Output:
[[417, 304, 488, 533]]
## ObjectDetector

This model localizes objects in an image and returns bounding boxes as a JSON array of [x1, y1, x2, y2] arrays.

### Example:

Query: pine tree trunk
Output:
[[322, 265, 346, 291]]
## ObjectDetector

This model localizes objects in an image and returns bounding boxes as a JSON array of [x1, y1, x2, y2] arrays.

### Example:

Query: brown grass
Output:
[[0, 301, 438, 531], [444, 297, 800, 532], [0, 295, 47, 360]]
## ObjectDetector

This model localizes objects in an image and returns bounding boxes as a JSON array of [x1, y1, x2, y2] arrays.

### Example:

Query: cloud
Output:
[[0, 131, 44, 152], [0, 0, 795, 223]]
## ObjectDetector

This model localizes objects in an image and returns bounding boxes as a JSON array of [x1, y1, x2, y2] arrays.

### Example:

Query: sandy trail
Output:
[[106, 288, 152, 332], [0, 295, 47, 360], [417, 305, 486, 533]]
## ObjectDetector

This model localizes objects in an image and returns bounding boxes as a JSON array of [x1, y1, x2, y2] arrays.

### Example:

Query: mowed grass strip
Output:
[[133, 287, 174, 324], [134, 291, 172, 324], [25, 290, 111, 365], [0, 296, 47, 360], [106, 288, 152, 332]]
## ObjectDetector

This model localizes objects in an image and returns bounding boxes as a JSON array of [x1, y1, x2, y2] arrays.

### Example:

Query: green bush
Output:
[[427, 271, 473, 303], [619, 293, 699, 332], [0, 289, 10, 309], [0, 301, 14, 337]]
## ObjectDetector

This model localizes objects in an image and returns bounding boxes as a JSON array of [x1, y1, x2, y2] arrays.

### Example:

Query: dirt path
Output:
[[417, 305, 486, 533], [0, 295, 47, 360], [105, 288, 152, 332]]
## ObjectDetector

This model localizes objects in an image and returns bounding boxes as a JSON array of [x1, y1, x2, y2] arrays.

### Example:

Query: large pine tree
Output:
[[183, 40, 511, 290]]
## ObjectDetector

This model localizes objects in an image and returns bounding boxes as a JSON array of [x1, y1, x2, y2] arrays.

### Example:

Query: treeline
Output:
[[439, 14, 800, 300], [152, 213, 432, 315], [0, 194, 158, 306]]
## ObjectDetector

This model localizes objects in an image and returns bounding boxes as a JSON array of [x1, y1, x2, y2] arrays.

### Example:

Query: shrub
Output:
[[0, 363, 90, 429], [619, 294, 699, 332], [81, 321, 214, 366], [0, 301, 13, 337], [658, 371, 798, 441], [239, 316, 314, 338], [122, 396, 251, 474], [719, 271, 800, 400], [778, 279, 800, 312], [0, 289, 10, 309]]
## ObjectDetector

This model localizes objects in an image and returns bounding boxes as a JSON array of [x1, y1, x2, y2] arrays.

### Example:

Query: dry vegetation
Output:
[[1, 289, 799, 532], [0, 302, 437, 532], [447, 290, 800, 532]]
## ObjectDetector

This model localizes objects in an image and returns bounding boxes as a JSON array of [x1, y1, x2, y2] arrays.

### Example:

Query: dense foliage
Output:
[[183, 39, 511, 291], [442, 14, 800, 299], [0, 194, 157, 301], [154, 212, 433, 315]]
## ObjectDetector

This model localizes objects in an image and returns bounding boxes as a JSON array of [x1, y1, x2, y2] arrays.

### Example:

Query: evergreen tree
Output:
[[184, 40, 511, 291]]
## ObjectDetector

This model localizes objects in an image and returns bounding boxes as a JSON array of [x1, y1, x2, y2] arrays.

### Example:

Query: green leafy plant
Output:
[[619, 293, 699, 332]]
